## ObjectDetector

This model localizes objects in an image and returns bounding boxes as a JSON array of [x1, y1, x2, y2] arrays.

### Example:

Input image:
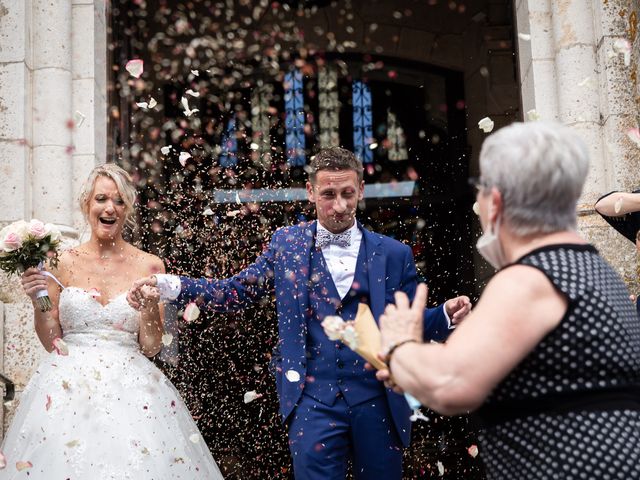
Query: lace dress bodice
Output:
[[58, 287, 140, 350]]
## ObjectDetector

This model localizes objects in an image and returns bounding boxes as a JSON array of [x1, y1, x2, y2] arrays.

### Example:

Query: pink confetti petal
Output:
[[125, 59, 144, 78], [467, 444, 479, 458], [45, 395, 52, 411], [183, 302, 200, 322], [243, 390, 263, 403], [87, 288, 101, 298], [0, 451, 6, 469], [52, 337, 69, 356], [626, 128, 640, 148]]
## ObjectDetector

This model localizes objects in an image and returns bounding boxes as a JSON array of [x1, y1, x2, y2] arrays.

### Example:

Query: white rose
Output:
[[321, 315, 346, 341], [341, 323, 359, 350], [44, 223, 62, 242]]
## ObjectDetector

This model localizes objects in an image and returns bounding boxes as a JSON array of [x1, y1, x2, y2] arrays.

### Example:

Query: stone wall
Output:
[[0, 0, 107, 436]]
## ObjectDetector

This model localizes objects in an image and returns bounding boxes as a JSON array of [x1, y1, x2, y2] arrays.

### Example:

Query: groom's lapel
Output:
[[360, 223, 386, 321], [289, 221, 315, 326]]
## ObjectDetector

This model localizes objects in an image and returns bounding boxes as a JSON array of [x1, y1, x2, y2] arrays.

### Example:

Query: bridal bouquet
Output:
[[0, 220, 62, 311], [322, 303, 422, 409], [321, 303, 388, 370]]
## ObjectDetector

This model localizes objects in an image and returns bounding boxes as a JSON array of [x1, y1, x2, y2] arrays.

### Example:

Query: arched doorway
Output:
[[109, 1, 520, 477]]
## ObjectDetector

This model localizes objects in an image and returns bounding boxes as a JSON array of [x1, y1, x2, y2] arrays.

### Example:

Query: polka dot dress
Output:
[[477, 244, 640, 480]]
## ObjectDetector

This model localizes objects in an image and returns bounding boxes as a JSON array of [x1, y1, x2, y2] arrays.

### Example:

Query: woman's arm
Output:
[[595, 191, 640, 216], [21, 261, 65, 352], [137, 256, 165, 357], [382, 265, 567, 415]]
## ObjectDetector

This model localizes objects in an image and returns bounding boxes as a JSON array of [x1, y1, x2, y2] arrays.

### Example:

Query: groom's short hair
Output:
[[308, 147, 364, 184]]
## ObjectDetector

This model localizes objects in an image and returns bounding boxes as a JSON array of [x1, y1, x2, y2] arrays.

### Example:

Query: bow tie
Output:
[[316, 229, 351, 249]]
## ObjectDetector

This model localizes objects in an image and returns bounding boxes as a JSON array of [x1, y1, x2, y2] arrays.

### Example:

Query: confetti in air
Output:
[[125, 59, 144, 78], [52, 337, 69, 356], [478, 117, 494, 133]]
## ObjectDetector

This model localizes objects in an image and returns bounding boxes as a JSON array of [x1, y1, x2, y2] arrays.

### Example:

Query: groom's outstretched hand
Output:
[[127, 276, 158, 311], [444, 295, 472, 325]]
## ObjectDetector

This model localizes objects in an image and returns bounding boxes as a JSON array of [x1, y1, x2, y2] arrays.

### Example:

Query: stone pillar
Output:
[[32, 0, 74, 227], [0, 0, 108, 437], [516, 0, 639, 291]]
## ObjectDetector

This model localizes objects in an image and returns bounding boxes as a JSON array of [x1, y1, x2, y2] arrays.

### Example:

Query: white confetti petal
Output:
[[243, 390, 262, 403], [125, 59, 144, 78], [189, 433, 200, 443], [148, 97, 157, 108], [437, 460, 445, 476], [160, 146, 172, 155], [136, 102, 149, 109], [185, 89, 200, 97], [472, 201, 480, 216], [178, 151, 192, 167], [203, 207, 214, 216], [478, 117, 494, 133], [161, 333, 173, 347], [409, 409, 430, 422], [74, 111, 86, 128], [183, 302, 200, 322], [518, 33, 531, 41], [285, 370, 301, 382], [614, 197, 624, 214], [181, 96, 200, 117], [190, 69, 200, 76], [526, 109, 540, 121]]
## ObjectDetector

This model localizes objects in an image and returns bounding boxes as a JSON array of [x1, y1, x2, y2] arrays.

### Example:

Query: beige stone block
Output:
[[32, 68, 72, 147], [519, 62, 535, 114], [0, 141, 28, 222], [570, 121, 606, 205], [32, 145, 74, 225], [72, 4, 95, 80], [528, 11, 554, 61], [597, 36, 636, 121], [592, 0, 628, 42], [32, 0, 71, 70], [530, 59, 559, 120], [554, 45, 599, 124], [72, 78, 95, 155], [0, 62, 27, 140], [601, 113, 640, 192], [0, 0, 27, 63], [3, 302, 46, 389], [551, 0, 596, 50]]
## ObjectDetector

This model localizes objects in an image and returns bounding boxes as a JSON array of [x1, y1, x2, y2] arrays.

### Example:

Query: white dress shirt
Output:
[[316, 222, 362, 299]]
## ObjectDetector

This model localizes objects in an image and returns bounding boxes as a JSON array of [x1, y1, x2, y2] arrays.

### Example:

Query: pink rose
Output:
[[28, 219, 46, 239], [2, 231, 22, 252]]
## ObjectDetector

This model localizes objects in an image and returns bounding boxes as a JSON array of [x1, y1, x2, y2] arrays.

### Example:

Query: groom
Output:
[[128, 147, 470, 479]]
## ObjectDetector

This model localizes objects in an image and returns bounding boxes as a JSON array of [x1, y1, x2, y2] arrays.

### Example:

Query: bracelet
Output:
[[386, 339, 417, 375]]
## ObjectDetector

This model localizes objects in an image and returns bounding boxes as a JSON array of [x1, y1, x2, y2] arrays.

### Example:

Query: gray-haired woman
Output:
[[376, 121, 640, 479]]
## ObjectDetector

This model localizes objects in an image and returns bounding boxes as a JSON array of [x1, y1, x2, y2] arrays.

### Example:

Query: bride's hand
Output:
[[21, 267, 48, 303], [137, 285, 160, 312]]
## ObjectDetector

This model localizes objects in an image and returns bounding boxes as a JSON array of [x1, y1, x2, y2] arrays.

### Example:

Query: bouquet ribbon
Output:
[[37, 262, 65, 293]]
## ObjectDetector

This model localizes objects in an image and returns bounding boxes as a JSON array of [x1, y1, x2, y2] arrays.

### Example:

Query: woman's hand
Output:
[[380, 283, 428, 356], [137, 285, 160, 312], [21, 267, 49, 303]]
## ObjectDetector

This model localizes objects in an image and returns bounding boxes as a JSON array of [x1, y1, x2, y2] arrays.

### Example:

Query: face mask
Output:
[[476, 213, 508, 270]]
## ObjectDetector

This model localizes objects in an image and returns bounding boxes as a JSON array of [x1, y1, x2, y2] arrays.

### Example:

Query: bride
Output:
[[1, 164, 223, 479]]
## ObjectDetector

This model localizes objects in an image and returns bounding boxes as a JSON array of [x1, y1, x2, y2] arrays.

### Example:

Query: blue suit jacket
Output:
[[175, 221, 450, 446]]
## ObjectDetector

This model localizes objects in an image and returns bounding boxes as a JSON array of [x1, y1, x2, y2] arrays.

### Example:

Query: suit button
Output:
[[337, 361, 344, 369]]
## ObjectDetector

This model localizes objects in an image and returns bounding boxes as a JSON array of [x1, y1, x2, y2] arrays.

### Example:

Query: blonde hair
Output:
[[79, 163, 137, 230]]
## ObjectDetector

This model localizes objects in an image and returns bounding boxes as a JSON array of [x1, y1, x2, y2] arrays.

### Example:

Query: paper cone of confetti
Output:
[[353, 303, 387, 370]]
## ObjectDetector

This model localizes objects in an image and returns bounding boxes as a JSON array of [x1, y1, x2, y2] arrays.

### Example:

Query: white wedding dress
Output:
[[0, 287, 223, 479]]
